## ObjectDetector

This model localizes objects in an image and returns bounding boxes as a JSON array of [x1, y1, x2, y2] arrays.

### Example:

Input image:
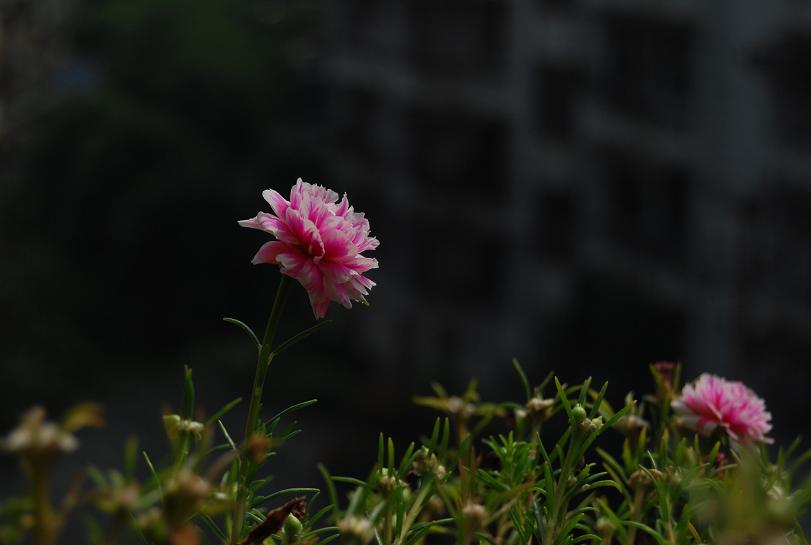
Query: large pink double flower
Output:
[[240, 180, 379, 319], [672, 373, 772, 445]]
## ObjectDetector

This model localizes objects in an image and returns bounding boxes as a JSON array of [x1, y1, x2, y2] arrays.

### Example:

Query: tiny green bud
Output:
[[571, 404, 588, 424], [284, 513, 303, 542], [596, 517, 615, 537], [766, 496, 796, 525]]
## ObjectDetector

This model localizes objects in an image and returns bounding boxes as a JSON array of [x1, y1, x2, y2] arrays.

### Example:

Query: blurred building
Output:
[[0, 0, 72, 144], [321, 0, 811, 434], [0, 0, 809, 452]]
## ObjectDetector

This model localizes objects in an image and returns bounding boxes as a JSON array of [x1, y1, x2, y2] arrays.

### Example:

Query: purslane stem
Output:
[[230, 274, 291, 545], [245, 274, 291, 439], [31, 462, 54, 545], [625, 486, 646, 545], [543, 429, 580, 545]]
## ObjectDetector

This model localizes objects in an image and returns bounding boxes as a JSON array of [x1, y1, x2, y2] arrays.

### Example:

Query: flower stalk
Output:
[[230, 274, 290, 545], [245, 274, 291, 439], [31, 462, 55, 545]]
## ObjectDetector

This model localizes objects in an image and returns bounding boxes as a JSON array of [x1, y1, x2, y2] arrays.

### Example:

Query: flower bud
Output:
[[163, 415, 205, 441], [411, 448, 447, 481], [596, 517, 615, 537], [627, 469, 650, 488], [571, 404, 588, 424], [628, 468, 665, 489], [617, 415, 648, 433], [590, 416, 603, 429], [447, 397, 475, 419], [526, 397, 554, 414], [284, 513, 304, 542], [164, 471, 210, 527], [434, 464, 447, 481], [462, 503, 487, 534], [338, 516, 375, 545], [247, 434, 273, 464], [135, 507, 168, 542], [411, 448, 432, 476], [427, 494, 444, 515], [3, 407, 79, 457], [178, 420, 204, 439], [766, 496, 796, 525], [96, 482, 140, 514], [378, 468, 399, 493], [653, 361, 676, 399]]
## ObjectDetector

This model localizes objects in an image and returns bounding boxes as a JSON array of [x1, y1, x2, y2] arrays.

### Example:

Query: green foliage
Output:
[[4, 352, 811, 545], [321, 362, 811, 545], [6, 358, 811, 545]]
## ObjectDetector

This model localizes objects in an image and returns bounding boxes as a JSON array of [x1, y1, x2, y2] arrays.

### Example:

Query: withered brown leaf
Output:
[[238, 496, 307, 545]]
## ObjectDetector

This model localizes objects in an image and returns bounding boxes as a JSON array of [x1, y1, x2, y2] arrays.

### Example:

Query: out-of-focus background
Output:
[[1, 0, 810, 528]]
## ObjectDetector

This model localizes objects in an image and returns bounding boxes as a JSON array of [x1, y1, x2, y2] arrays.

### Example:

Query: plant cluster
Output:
[[2, 182, 809, 545]]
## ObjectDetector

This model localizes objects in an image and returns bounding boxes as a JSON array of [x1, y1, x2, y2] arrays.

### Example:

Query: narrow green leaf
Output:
[[269, 398, 318, 423], [218, 420, 238, 454], [223, 317, 260, 348], [512, 358, 532, 401], [555, 377, 573, 418], [205, 397, 242, 428], [123, 436, 139, 480], [439, 418, 450, 457], [272, 320, 333, 357], [261, 487, 320, 503], [332, 476, 368, 487], [142, 451, 163, 502], [318, 464, 339, 514], [196, 511, 227, 543], [623, 521, 665, 545]]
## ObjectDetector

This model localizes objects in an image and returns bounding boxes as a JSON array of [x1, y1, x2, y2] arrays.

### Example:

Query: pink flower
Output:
[[239, 179, 379, 319], [672, 374, 772, 444]]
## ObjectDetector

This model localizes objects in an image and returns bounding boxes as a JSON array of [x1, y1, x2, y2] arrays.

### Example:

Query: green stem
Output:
[[543, 430, 580, 545], [31, 461, 55, 545], [626, 486, 645, 545], [230, 275, 291, 545], [261, 275, 291, 348], [383, 501, 394, 545]]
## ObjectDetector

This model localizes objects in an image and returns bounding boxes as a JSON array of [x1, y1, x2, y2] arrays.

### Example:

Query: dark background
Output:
[[1, 0, 810, 529]]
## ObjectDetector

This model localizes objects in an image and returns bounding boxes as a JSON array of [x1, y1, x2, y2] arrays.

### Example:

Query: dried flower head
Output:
[[462, 503, 488, 533], [526, 397, 554, 413], [164, 470, 211, 526], [240, 179, 379, 319], [163, 415, 205, 441], [3, 407, 78, 455], [338, 515, 375, 544], [672, 373, 772, 445], [446, 397, 475, 419], [412, 447, 447, 480]]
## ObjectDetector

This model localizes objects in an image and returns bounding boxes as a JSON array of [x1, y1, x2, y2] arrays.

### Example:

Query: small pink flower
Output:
[[672, 373, 772, 444], [239, 179, 379, 319]]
